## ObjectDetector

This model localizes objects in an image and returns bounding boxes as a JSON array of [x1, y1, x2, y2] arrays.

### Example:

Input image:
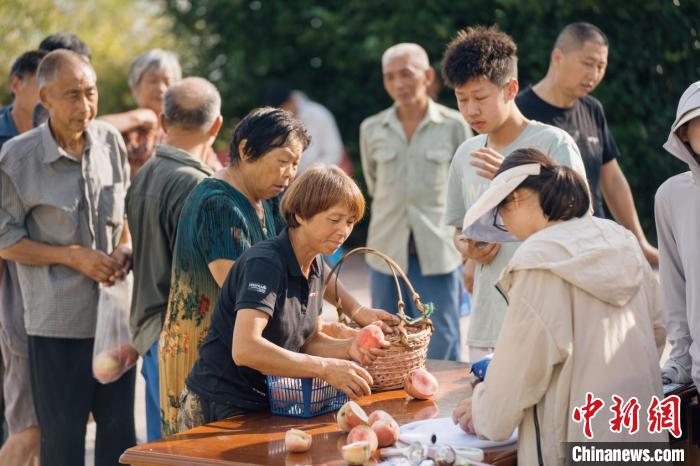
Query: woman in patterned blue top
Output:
[[158, 107, 310, 436]]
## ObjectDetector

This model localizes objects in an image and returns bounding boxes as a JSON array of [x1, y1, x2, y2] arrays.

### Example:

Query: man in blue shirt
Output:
[[0, 50, 46, 145], [0, 49, 46, 466]]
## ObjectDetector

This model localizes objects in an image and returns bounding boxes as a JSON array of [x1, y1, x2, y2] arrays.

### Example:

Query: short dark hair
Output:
[[281, 165, 365, 228], [554, 22, 608, 53], [441, 25, 518, 89], [264, 80, 293, 107], [38, 33, 92, 60], [496, 148, 590, 222], [229, 107, 310, 165], [9, 50, 47, 83]]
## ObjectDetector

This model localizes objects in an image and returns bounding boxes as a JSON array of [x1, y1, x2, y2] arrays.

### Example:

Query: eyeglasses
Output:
[[492, 192, 526, 232], [492, 208, 508, 232]]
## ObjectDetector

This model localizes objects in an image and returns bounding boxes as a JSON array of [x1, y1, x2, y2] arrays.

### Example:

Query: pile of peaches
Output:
[[285, 366, 438, 464]]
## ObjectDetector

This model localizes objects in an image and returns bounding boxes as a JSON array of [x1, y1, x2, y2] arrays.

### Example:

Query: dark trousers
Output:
[[28, 336, 136, 466]]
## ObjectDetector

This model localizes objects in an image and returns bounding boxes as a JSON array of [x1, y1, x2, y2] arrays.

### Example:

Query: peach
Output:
[[347, 424, 378, 453], [284, 428, 312, 453], [404, 368, 439, 400], [342, 440, 373, 465], [367, 409, 393, 426], [371, 419, 400, 447], [356, 324, 387, 350], [337, 403, 352, 432], [339, 401, 368, 431], [93, 352, 120, 382]]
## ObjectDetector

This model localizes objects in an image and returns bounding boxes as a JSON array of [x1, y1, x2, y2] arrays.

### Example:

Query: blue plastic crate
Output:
[[266, 375, 348, 418]]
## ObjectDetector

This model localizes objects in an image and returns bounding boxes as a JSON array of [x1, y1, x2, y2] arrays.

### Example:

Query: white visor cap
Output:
[[461, 163, 541, 242]]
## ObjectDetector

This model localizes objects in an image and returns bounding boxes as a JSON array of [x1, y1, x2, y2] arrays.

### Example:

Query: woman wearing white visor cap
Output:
[[453, 148, 667, 465]]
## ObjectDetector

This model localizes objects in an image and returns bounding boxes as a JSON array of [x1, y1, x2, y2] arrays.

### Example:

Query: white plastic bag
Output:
[[92, 274, 139, 384]]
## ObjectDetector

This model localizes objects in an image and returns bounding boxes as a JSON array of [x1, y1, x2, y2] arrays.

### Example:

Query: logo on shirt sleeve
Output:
[[247, 282, 268, 294]]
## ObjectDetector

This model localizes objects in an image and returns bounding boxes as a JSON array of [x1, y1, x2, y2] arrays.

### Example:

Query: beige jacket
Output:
[[471, 216, 667, 465]]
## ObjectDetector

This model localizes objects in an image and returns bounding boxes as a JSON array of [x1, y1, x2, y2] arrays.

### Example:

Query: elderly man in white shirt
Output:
[[360, 43, 472, 361]]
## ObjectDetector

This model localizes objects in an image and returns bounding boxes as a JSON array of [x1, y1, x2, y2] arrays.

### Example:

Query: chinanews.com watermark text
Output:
[[565, 393, 685, 464]]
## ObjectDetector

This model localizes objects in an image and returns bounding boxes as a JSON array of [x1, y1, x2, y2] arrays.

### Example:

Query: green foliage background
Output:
[[2, 1, 698, 244], [164, 0, 700, 244], [0, 0, 180, 117]]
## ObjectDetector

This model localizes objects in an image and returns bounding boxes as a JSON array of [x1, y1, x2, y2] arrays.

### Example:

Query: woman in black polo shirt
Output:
[[180, 166, 381, 430]]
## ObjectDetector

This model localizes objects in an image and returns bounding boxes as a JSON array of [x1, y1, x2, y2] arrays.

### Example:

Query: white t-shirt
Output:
[[293, 92, 343, 173], [444, 120, 587, 347]]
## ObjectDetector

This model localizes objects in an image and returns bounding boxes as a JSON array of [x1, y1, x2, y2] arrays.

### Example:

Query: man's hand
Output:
[[109, 245, 133, 284], [452, 397, 476, 434], [470, 148, 505, 180], [463, 259, 475, 294], [69, 246, 122, 284], [321, 358, 373, 400], [461, 239, 500, 265], [353, 306, 399, 334]]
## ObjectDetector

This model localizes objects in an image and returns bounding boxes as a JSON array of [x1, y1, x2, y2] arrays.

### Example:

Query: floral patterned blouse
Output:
[[158, 177, 283, 436]]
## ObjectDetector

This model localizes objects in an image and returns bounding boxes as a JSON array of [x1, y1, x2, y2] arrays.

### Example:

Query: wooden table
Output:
[[120, 360, 517, 465]]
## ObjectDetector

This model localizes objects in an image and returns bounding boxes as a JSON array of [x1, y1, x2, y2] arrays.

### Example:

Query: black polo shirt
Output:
[[186, 228, 324, 411]]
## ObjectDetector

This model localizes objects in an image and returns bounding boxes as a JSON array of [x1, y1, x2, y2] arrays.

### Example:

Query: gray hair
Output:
[[127, 49, 182, 89], [36, 49, 95, 89], [163, 77, 221, 130], [381, 43, 430, 70]]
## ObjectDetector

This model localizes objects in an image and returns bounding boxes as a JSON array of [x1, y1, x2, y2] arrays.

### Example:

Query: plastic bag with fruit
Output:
[[92, 274, 139, 384]]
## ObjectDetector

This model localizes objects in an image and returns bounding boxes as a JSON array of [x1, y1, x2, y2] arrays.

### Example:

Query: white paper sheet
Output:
[[399, 417, 518, 449]]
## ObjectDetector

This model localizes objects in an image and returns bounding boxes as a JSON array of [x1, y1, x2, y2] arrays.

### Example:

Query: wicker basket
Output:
[[327, 247, 433, 391]]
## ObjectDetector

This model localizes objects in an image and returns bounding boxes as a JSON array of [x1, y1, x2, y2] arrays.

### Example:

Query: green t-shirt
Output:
[[445, 121, 587, 347]]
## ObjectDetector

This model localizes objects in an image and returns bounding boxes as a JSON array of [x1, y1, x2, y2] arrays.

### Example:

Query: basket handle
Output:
[[325, 247, 429, 323]]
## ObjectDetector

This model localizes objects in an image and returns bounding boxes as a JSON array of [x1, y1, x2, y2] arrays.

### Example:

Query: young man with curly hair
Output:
[[442, 26, 587, 362]]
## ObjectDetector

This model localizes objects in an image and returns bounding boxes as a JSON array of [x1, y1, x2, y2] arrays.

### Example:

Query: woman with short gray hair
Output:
[[101, 49, 183, 176], [128, 49, 182, 115], [124, 49, 182, 174]]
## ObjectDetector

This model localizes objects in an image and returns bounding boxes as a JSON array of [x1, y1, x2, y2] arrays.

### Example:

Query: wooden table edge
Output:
[[120, 450, 253, 466]]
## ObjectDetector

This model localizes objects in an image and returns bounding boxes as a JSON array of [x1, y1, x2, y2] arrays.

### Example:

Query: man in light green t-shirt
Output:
[[441, 26, 587, 362]]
